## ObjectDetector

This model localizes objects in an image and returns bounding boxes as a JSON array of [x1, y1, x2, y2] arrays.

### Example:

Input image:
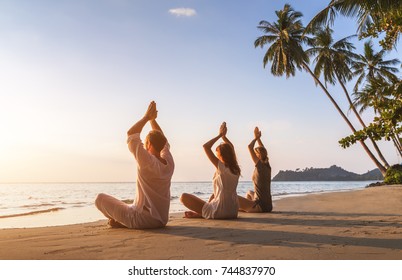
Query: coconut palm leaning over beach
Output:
[[306, 26, 391, 169], [254, 3, 388, 175], [304, 0, 402, 182]]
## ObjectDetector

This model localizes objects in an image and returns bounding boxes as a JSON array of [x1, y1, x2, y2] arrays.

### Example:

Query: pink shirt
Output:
[[127, 133, 174, 226]]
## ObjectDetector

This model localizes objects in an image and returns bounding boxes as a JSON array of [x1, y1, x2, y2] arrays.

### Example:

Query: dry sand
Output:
[[1, 185, 401, 260]]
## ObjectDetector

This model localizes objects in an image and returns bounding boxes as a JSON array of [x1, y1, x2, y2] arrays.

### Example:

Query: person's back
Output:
[[207, 161, 239, 219], [128, 132, 174, 226], [180, 122, 240, 219], [252, 160, 272, 212], [95, 101, 174, 229], [238, 127, 273, 213]]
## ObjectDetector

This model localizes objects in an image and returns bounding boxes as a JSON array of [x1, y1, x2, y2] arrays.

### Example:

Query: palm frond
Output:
[[304, 1, 338, 34], [255, 4, 307, 77]]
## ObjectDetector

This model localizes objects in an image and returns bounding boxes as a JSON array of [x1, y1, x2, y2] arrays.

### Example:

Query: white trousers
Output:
[[95, 193, 164, 229]]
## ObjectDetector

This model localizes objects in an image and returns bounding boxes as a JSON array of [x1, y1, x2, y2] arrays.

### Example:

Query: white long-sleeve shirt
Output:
[[127, 133, 174, 226]]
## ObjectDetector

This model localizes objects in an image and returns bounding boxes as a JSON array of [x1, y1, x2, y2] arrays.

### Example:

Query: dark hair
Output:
[[255, 146, 269, 165], [146, 130, 167, 153], [217, 143, 241, 176]]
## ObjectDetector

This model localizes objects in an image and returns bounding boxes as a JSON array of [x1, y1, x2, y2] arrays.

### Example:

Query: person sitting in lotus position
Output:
[[238, 127, 273, 213], [180, 122, 240, 219], [95, 101, 174, 228]]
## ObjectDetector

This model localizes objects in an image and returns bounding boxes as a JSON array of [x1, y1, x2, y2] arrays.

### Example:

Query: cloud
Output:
[[168, 8, 197, 17]]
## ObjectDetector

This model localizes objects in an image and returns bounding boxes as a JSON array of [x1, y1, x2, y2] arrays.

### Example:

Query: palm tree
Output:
[[254, 5, 309, 78], [352, 41, 401, 158], [305, 0, 401, 37], [354, 77, 402, 157], [307, 26, 390, 168], [354, 76, 389, 114], [353, 40, 400, 92], [255, 4, 388, 175]]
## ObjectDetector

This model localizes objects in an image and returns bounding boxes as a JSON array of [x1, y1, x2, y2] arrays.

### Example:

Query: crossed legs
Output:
[[238, 190, 262, 213], [95, 193, 129, 228], [180, 193, 206, 218]]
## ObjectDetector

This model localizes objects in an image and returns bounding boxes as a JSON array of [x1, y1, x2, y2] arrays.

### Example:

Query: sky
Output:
[[0, 0, 400, 183]]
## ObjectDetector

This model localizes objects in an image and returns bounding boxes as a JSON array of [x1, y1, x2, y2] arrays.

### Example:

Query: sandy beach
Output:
[[1, 185, 401, 260]]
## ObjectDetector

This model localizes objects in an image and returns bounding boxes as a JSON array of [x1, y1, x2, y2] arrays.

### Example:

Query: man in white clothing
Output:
[[95, 101, 174, 229]]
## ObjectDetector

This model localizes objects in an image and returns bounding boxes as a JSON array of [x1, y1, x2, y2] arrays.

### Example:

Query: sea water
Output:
[[0, 181, 376, 228]]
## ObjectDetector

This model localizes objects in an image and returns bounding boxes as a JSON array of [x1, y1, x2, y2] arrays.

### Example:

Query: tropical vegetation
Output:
[[384, 164, 402, 184], [273, 165, 383, 181], [305, 0, 402, 50], [254, 1, 401, 182]]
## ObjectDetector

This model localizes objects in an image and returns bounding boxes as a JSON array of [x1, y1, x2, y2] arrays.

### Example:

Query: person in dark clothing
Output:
[[238, 127, 273, 213]]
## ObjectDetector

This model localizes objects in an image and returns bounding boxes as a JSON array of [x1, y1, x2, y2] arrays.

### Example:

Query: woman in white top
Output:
[[180, 122, 240, 219]]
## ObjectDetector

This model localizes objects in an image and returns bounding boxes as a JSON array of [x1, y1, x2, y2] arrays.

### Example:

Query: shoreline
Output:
[[0, 185, 370, 229], [0, 185, 401, 259]]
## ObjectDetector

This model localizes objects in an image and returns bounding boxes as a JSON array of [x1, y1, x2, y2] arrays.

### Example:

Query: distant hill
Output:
[[272, 165, 383, 181]]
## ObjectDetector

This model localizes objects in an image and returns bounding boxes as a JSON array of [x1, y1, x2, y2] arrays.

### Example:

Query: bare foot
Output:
[[184, 211, 202, 218], [108, 219, 127, 228]]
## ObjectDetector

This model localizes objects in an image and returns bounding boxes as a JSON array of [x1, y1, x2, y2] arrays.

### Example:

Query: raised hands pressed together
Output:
[[180, 122, 240, 219], [238, 127, 273, 213], [96, 100, 273, 230], [95, 101, 174, 229]]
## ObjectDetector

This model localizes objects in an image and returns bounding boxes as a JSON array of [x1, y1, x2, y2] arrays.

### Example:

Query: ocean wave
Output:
[[61, 201, 87, 205], [0, 207, 65, 219], [20, 201, 88, 209], [21, 203, 56, 208], [193, 191, 206, 195], [272, 188, 355, 198], [273, 190, 325, 197]]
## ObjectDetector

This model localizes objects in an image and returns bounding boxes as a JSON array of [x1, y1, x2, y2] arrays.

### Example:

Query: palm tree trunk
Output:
[[335, 73, 390, 168], [392, 126, 402, 155], [396, 134, 402, 153], [391, 134, 402, 157], [302, 62, 387, 175]]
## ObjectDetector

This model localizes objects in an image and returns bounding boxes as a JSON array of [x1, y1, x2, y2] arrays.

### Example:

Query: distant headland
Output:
[[272, 165, 383, 181]]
